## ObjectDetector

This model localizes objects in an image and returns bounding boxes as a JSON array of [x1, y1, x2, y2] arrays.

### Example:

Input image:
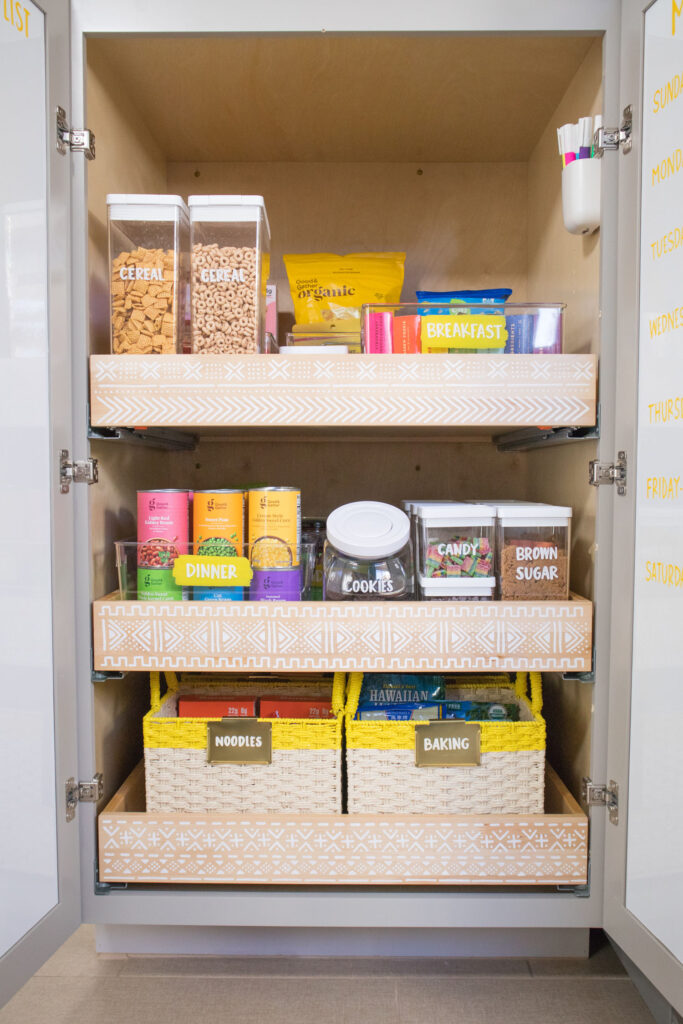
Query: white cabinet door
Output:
[[0, 0, 81, 1007], [606, 0, 683, 1011]]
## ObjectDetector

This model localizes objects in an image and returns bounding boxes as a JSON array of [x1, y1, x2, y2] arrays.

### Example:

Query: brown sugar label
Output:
[[415, 722, 481, 767], [207, 720, 272, 765], [500, 541, 568, 599]]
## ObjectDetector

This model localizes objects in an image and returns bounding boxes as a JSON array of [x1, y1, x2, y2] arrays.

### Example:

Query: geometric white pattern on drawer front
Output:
[[98, 812, 588, 886], [93, 596, 593, 672], [90, 354, 597, 429]]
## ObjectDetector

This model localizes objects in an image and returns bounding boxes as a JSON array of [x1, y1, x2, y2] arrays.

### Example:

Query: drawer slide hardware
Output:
[[594, 105, 632, 156], [65, 773, 104, 822], [589, 451, 627, 494], [60, 450, 99, 493], [56, 106, 96, 159], [582, 777, 619, 825]]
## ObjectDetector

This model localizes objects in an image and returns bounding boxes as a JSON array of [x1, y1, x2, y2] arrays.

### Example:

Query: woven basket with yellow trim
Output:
[[345, 672, 546, 815], [144, 671, 345, 813]]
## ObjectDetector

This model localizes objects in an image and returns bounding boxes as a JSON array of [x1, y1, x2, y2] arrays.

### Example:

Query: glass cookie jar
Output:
[[323, 502, 413, 601]]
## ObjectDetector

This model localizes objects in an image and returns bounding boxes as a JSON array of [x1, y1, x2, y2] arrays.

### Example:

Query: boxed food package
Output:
[[177, 696, 256, 718], [259, 698, 334, 719]]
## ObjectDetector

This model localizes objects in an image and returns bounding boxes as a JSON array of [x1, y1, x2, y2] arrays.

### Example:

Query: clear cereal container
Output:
[[323, 501, 414, 600], [416, 502, 496, 583], [189, 195, 270, 355], [108, 195, 189, 354], [497, 504, 572, 600]]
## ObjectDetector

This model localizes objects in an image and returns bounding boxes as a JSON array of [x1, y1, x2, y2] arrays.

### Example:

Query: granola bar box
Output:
[[107, 194, 189, 354], [496, 504, 572, 600], [188, 195, 270, 355]]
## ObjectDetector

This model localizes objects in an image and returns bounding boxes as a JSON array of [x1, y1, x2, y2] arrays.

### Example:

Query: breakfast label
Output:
[[420, 314, 508, 350], [415, 722, 481, 767], [207, 720, 272, 765], [172, 555, 252, 587]]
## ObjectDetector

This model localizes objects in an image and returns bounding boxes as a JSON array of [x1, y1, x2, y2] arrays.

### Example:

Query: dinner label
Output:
[[172, 555, 253, 587]]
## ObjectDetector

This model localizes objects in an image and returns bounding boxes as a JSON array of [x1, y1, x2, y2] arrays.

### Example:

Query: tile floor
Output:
[[0, 926, 656, 1024]]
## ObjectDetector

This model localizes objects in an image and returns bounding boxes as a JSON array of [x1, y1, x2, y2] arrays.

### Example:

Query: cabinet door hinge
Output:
[[60, 450, 99, 493], [56, 106, 96, 159], [65, 773, 103, 822], [582, 777, 619, 825], [594, 105, 632, 156], [589, 450, 627, 495]]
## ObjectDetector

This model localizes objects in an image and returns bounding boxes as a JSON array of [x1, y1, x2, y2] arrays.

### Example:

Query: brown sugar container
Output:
[[107, 195, 190, 354], [189, 195, 270, 354], [496, 504, 572, 600]]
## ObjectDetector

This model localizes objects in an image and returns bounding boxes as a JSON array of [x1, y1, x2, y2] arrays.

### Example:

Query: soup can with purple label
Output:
[[249, 566, 301, 601]]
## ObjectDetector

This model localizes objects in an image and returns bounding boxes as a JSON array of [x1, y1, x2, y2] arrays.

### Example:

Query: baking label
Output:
[[415, 722, 481, 767], [420, 314, 508, 350], [207, 720, 272, 765], [172, 555, 252, 587]]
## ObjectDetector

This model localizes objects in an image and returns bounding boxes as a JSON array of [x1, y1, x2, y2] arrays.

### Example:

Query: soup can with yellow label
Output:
[[248, 487, 301, 569]]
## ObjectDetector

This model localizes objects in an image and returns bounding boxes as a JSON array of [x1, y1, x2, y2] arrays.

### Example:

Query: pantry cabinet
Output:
[[1, 0, 682, 1015]]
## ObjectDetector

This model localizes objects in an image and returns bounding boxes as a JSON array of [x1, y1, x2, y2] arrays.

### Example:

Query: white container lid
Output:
[[279, 346, 348, 355], [401, 499, 444, 514], [327, 501, 410, 559], [416, 502, 497, 524], [497, 503, 572, 527], [418, 575, 496, 596], [106, 194, 188, 222], [188, 195, 270, 235]]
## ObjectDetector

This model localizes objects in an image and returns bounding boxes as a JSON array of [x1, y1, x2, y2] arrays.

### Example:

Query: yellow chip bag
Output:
[[284, 252, 405, 328]]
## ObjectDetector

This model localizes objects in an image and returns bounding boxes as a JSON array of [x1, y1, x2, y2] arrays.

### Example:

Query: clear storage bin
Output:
[[416, 502, 496, 580], [323, 502, 413, 600], [361, 303, 565, 354], [107, 194, 189, 354], [497, 504, 572, 600], [189, 195, 270, 354]]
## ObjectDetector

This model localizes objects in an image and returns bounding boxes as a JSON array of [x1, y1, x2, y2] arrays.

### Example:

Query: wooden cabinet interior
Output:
[[85, 31, 602, 852]]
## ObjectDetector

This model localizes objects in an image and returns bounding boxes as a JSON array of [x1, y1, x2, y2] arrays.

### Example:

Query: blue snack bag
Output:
[[416, 288, 512, 352], [359, 673, 445, 704]]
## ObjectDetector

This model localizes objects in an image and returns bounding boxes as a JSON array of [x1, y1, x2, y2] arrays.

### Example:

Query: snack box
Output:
[[259, 698, 334, 719], [177, 696, 257, 718], [356, 703, 440, 721]]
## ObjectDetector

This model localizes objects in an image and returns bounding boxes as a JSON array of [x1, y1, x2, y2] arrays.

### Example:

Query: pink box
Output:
[[266, 283, 277, 343]]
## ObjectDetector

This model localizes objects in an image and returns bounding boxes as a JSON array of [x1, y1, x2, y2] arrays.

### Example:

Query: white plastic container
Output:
[[323, 501, 413, 600], [562, 158, 601, 235], [497, 504, 572, 600], [189, 195, 270, 354], [107, 194, 190, 354], [416, 502, 496, 581]]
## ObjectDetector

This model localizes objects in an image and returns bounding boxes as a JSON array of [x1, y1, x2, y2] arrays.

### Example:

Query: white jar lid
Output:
[[497, 502, 572, 527], [327, 501, 410, 559], [417, 502, 497, 524], [106, 194, 188, 222], [188, 195, 270, 235]]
